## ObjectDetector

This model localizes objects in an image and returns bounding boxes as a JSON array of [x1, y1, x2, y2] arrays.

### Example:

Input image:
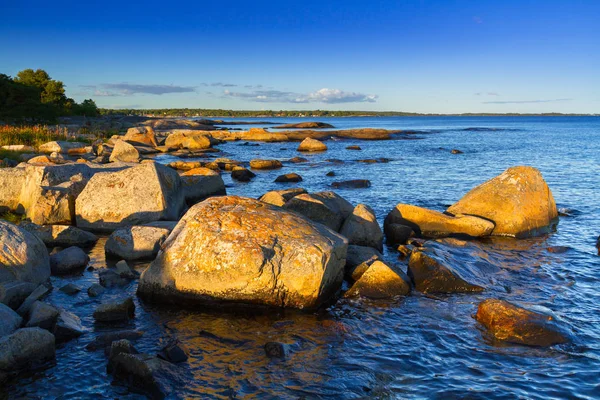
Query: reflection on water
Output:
[[4, 116, 600, 399]]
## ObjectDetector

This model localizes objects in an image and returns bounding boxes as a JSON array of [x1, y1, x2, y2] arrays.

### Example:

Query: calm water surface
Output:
[[4, 116, 600, 399]]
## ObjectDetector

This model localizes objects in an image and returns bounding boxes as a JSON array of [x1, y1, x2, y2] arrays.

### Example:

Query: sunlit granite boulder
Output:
[[384, 203, 494, 239], [164, 131, 215, 150], [109, 140, 140, 163], [297, 137, 328, 152], [0, 220, 50, 285], [283, 191, 354, 232], [339, 204, 383, 251], [138, 196, 347, 309], [123, 126, 159, 147], [180, 167, 226, 205], [476, 299, 569, 346], [344, 260, 410, 299], [75, 163, 185, 232], [447, 166, 558, 237], [259, 188, 307, 207]]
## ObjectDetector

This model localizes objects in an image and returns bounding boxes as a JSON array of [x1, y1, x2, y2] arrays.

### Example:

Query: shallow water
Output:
[[4, 116, 600, 399]]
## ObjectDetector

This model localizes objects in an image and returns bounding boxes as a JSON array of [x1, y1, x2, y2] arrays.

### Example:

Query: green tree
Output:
[[14, 68, 67, 106]]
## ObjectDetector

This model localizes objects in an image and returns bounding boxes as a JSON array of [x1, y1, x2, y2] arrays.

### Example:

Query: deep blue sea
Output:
[[5, 116, 600, 399]]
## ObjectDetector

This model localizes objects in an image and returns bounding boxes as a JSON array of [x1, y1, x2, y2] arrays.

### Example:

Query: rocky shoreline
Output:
[[0, 118, 581, 397]]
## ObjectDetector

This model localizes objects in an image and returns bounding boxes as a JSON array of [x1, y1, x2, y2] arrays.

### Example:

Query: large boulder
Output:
[[180, 168, 226, 205], [20, 222, 98, 247], [109, 140, 141, 163], [0, 281, 36, 309], [138, 196, 348, 309], [447, 166, 558, 237], [105, 226, 170, 261], [0, 328, 55, 382], [49, 246, 90, 275], [0, 221, 50, 285], [407, 250, 484, 294], [76, 163, 186, 232], [476, 299, 569, 346], [164, 132, 214, 150], [123, 126, 159, 147], [0, 303, 22, 337], [340, 204, 383, 251], [297, 137, 327, 152], [38, 141, 86, 154], [25, 301, 59, 330], [283, 191, 353, 232], [259, 188, 307, 207], [26, 186, 74, 225], [384, 204, 494, 239]]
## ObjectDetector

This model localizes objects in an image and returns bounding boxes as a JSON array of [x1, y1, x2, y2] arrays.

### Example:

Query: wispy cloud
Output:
[[482, 98, 572, 104], [79, 83, 196, 96], [222, 88, 378, 104], [475, 92, 500, 96]]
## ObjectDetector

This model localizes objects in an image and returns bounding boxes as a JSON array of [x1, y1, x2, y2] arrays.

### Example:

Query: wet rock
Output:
[[326, 171, 336, 177], [249, 159, 283, 170], [139, 196, 348, 310], [231, 167, 256, 182], [451, 149, 463, 154], [93, 297, 135, 323], [447, 166, 558, 237], [339, 204, 383, 251], [25, 301, 59, 330], [115, 260, 138, 279], [546, 246, 570, 254], [157, 342, 188, 364], [167, 161, 204, 171], [16, 283, 51, 317], [346, 245, 382, 271], [357, 158, 390, 164], [180, 168, 226, 204], [596, 236, 599, 255], [476, 299, 569, 346], [105, 226, 170, 261], [297, 137, 328, 152], [397, 244, 414, 259], [76, 163, 186, 232], [87, 283, 106, 297], [264, 341, 288, 358], [407, 250, 484, 294], [99, 270, 129, 288], [50, 246, 90, 275], [384, 223, 414, 246], [345, 261, 411, 299], [259, 188, 307, 207], [0, 220, 51, 285], [0, 280, 36, 309], [0, 328, 55, 382], [109, 140, 141, 163], [331, 179, 371, 189], [275, 122, 334, 129], [384, 204, 494, 239], [108, 339, 139, 365], [274, 173, 303, 183], [54, 309, 85, 343], [59, 283, 81, 295], [20, 222, 98, 247], [289, 157, 308, 163], [283, 191, 354, 232], [123, 126, 159, 147], [0, 303, 22, 337], [85, 330, 144, 351]]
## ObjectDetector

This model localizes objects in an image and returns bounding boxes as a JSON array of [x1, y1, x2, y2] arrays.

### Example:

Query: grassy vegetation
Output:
[[0, 125, 79, 148], [0, 148, 27, 165], [0, 211, 25, 224]]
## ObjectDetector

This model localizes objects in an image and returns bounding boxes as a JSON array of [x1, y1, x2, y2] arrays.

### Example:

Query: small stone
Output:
[[99, 269, 129, 288], [59, 283, 81, 295], [85, 330, 144, 351], [93, 297, 135, 323], [231, 167, 255, 182], [274, 173, 303, 183], [157, 342, 188, 364], [451, 149, 463, 154], [87, 283, 106, 297], [50, 246, 90, 275], [331, 179, 371, 189], [264, 342, 288, 358], [346, 145, 361, 150], [115, 260, 138, 279], [326, 171, 336, 177], [54, 309, 85, 343]]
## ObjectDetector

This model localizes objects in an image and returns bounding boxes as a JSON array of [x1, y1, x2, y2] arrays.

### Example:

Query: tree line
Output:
[[0, 69, 99, 122]]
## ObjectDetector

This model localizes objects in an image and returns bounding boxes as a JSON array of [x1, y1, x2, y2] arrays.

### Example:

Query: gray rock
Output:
[[339, 204, 383, 251], [50, 246, 90, 275], [38, 141, 86, 154], [0, 220, 51, 285], [115, 260, 138, 279], [264, 342, 288, 358], [0, 303, 22, 337], [87, 283, 106, 297], [93, 297, 135, 323], [384, 223, 414, 245], [180, 170, 226, 205], [157, 342, 188, 364], [0, 280, 36, 309], [26, 185, 74, 225], [20, 222, 98, 247], [283, 191, 354, 232], [54, 309, 85, 343], [109, 140, 140, 163], [0, 328, 55, 381], [105, 226, 170, 261], [85, 330, 144, 351], [107, 339, 139, 371], [345, 245, 382, 271], [25, 301, 59, 331], [99, 269, 129, 288], [75, 163, 186, 232], [16, 283, 52, 317], [59, 283, 81, 295]]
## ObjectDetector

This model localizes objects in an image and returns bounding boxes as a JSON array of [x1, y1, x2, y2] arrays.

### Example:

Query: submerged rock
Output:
[[283, 191, 354, 232], [339, 204, 383, 251], [476, 299, 569, 346], [264, 342, 289, 358], [93, 297, 135, 323], [0, 220, 50, 285], [76, 163, 186, 232], [138, 196, 347, 310], [384, 204, 494, 239], [297, 137, 328, 152], [447, 166, 558, 237], [157, 342, 188, 364], [331, 179, 371, 189], [407, 250, 484, 294], [50, 246, 90, 275], [274, 173, 303, 183], [0, 328, 55, 383], [105, 226, 170, 261], [344, 260, 411, 299]]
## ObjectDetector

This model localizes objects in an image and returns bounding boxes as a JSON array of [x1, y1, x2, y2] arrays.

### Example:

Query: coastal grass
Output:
[[0, 125, 78, 148], [0, 211, 24, 224], [0, 148, 27, 164]]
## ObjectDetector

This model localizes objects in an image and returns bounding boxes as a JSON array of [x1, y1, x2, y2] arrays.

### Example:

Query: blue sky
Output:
[[1, 0, 598, 113]]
